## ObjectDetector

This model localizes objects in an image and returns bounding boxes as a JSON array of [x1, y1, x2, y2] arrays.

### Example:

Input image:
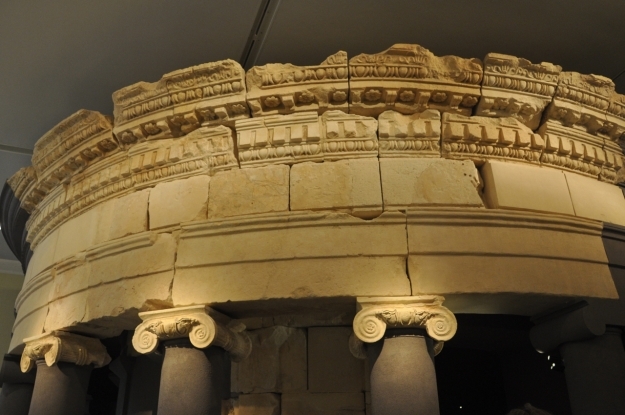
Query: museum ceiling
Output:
[[1, 0, 624, 263]]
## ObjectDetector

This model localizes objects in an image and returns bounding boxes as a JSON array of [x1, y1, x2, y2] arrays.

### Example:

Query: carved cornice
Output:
[[132, 305, 252, 362], [378, 110, 441, 158], [352, 296, 457, 343], [20, 331, 111, 373], [246, 51, 348, 117], [349, 44, 482, 117]]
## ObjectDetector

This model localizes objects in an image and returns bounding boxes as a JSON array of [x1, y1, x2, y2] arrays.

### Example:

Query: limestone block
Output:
[[98, 189, 150, 241], [24, 228, 59, 283], [476, 54, 561, 129], [349, 44, 482, 117], [377, 110, 441, 157], [481, 160, 575, 215], [53, 205, 103, 262], [149, 175, 209, 229], [236, 112, 322, 167], [9, 306, 48, 354], [10, 272, 53, 352], [6, 166, 37, 209], [281, 393, 365, 415], [308, 327, 364, 393], [246, 51, 348, 117], [320, 111, 378, 161], [290, 159, 382, 218], [113, 59, 247, 146], [173, 212, 409, 305], [236, 394, 280, 415], [442, 113, 544, 165], [380, 158, 484, 209], [606, 91, 625, 143], [407, 207, 617, 300], [232, 326, 306, 393], [207, 165, 289, 218], [564, 172, 625, 226]]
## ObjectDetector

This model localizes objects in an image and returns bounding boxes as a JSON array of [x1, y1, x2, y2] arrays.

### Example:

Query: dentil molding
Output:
[[20, 330, 111, 373], [132, 305, 252, 362]]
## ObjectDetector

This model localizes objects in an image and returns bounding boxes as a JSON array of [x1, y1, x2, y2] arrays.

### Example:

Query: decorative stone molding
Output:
[[476, 53, 561, 130], [442, 113, 544, 165], [132, 305, 252, 362], [246, 51, 348, 117], [349, 44, 482, 117], [112, 59, 248, 147], [20, 330, 111, 373], [321, 110, 378, 160], [351, 296, 457, 345], [378, 110, 441, 158]]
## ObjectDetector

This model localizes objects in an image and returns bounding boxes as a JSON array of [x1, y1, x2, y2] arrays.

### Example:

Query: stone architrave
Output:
[[349, 296, 456, 358], [476, 53, 561, 130], [132, 305, 252, 362], [20, 330, 111, 373], [349, 44, 483, 117], [246, 51, 348, 117], [377, 110, 441, 158], [112, 59, 247, 147], [441, 113, 545, 165]]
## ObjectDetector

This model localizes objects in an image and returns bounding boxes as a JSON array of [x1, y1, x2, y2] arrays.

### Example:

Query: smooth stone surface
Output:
[[149, 175, 209, 229], [380, 158, 483, 209], [158, 342, 230, 415], [237, 393, 281, 415], [28, 361, 92, 415], [367, 330, 439, 415], [565, 171, 625, 226], [308, 327, 364, 393], [207, 165, 289, 218], [560, 328, 625, 415], [290, 159, 383, 219], [481, 160, 575, 215]]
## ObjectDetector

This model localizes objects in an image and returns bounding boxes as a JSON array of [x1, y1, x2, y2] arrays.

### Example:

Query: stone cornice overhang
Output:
[[0, 181, 31, 273]]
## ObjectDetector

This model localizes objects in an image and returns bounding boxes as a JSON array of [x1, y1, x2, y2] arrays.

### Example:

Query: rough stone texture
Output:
[[564, 171, 625, 226], [236, 394, 281, 415], [281, 393, 365, 415], [308, 327, 364, 393], [104, 189, 150, 240], [149, 175, 209, 229], [377, 110, 441, 158], [207, 165, 289, 218], [349, 44, 482, 117], [232, 326, 306, 393], [173, 212, 409, 306], [290, 159, 382, 219], [481, 160, 575, 215], [380, 158, 484, 209]]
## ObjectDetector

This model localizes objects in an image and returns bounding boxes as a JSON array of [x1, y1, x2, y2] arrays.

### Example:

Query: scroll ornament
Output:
[[20, 331, 111, 373], [132, 305, 252, 362], [350, 296, 457, 358]]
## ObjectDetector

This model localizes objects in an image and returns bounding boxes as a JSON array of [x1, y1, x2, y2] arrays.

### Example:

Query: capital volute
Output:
[[132, 305, 252, 362], [350, 296, 457, 358], [20, 331, 111, 373]]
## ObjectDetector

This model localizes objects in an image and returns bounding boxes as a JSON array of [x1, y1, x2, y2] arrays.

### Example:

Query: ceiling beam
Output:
[[241, 0, 282, 70], [0, 144, 33, 156]]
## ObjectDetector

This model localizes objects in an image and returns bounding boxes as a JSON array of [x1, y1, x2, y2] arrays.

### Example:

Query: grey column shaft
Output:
[[366, 329, 440, 415], [126, 354, 163, 415], [0, 383, 33, 415], [157, 339, 231, 415], [560, 327, 625, 415], [28, 361, 92, 415]]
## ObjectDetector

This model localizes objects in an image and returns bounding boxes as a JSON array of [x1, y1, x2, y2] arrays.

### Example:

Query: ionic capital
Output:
[[352, 296, 457, 344], [132, 305, 252, 362], [20, 331, 111, 373]]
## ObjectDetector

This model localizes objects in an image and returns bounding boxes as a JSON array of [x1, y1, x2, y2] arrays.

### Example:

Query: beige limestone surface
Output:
[[149, 175, 209, 229], [564, 171, 625, 226], [380, 158, 483, 209], [290, 159, 382, 218], [235, 394, 281, 415]]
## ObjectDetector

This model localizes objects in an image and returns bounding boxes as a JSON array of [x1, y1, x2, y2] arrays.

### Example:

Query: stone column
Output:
[[0, 354, 36, 415], [19, 330, 111, 415], [530, 304, 625, 415], [132, 305, 252, 415], [349, 296, 457, 415]]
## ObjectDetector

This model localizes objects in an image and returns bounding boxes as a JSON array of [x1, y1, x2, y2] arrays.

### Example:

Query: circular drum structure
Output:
[[2, 43, 625, 414]]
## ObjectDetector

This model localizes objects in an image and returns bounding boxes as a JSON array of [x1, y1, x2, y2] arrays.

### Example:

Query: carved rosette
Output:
[[132, 305, 252, 362], [350, 296, 457, 358], [20, 331, 111, 373]]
